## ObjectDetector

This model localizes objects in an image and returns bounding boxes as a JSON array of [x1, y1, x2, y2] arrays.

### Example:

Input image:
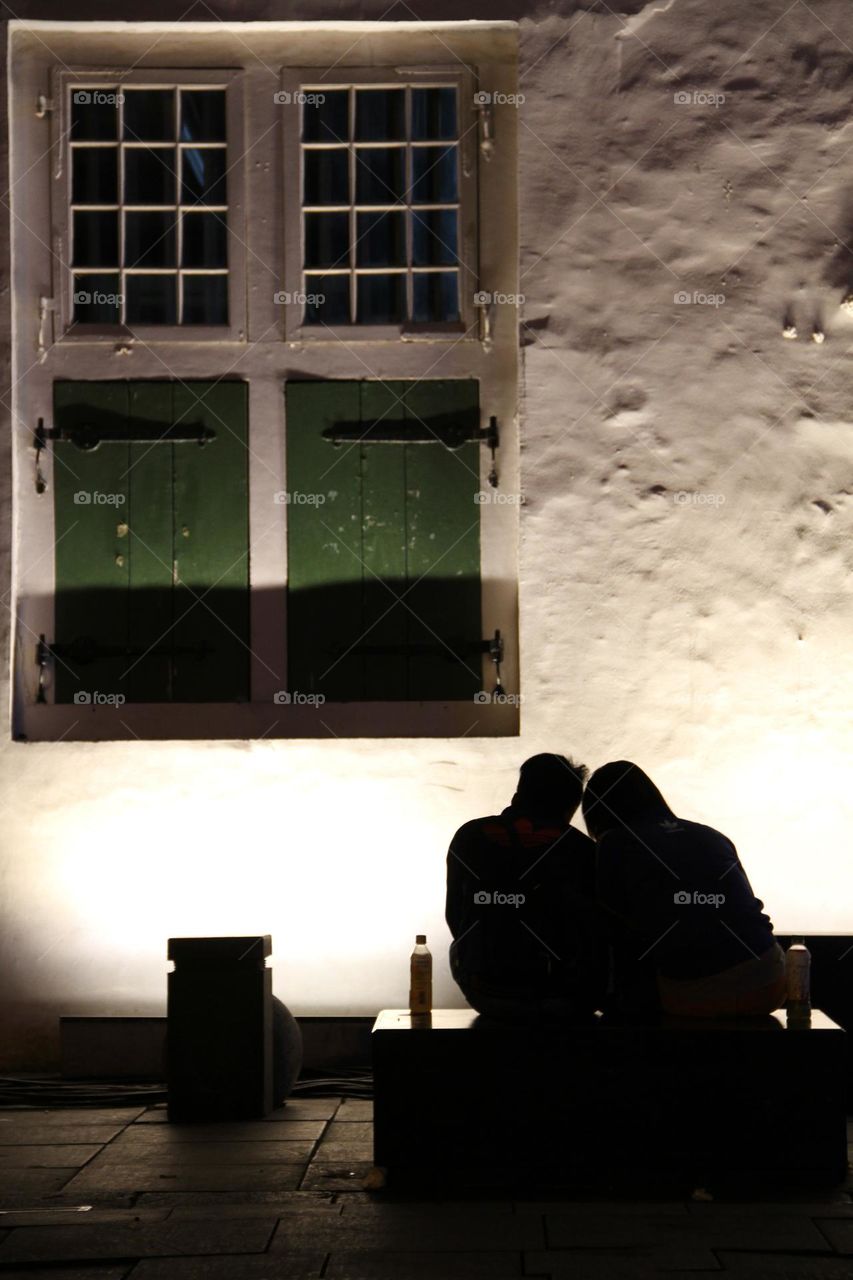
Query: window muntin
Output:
[[69, 85, 229, 326], [299, 84, 463, 327]]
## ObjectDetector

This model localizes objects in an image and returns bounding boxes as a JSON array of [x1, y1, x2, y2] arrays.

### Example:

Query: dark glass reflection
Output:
[[125, 274, 177, 324], [302, 90, 348, 143], [355, 148, 405, 205], [124, 148, 175, 205], [70, 88, 118, 141], [181, 148, 228, 205], [304, 212, 350, 269], [411, 146, 458, 204], [181, 213, 228, 268], [72, 273, 122, 323], [411, 88, 457, 141], [355, 89, 405, 141], [357, 273, 405, 324], [303, 274, 350, 325], [73, 211, 119, 267], [183, 274, 228, 324], [72, 147, 118, 204], [412, 209, 458, 266], [413, 271, 459, 323], [123, 90, 175, 142], [356, 212, 406, 267], [304, 150, 348, 205], [124, 211, 176, 268], [180, 91, 226, 142]]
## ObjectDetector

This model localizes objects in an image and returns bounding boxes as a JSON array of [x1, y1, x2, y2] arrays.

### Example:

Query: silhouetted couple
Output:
[[445, 754, 787, 1022]]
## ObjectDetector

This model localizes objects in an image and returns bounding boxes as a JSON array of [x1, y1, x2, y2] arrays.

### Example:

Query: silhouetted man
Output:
[[446, 753, 608, 1021]]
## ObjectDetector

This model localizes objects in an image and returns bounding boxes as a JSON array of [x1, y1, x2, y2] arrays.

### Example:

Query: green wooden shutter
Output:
[[285, 379, 482, 700], [53, 380, 249, 704]]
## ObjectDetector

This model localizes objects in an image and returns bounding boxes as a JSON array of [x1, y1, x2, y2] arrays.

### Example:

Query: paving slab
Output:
[[0, 1169, 78, 1195], [61, 1165, 306, 1194], [299, 1164, 374, 1193], [322, 1124, 372, 1146], [0, 1269, 130, 1280], [0, 1110, 145, 1126], [0, 1208, 169, 1227], [90, 1142, 316, 1165], [311, 1145, 373, 1163], [132, 1100, 339, 1125], [109, 1122, 325, 1144], [545, 1209, 829, 1251], [135, 1191, 335, 1210], [324, 1250, 522, 1277], [269, 1204, 545, 1251], [334, 1102, 373, 1123], [0, 1145, 104, 1168], [817, 1219, 853, 1253], [0, 1217, 277, 1263], [130, 1253, 324, 1279], [0, 1126, 124, 1146], [525, 1247, 721, 1273], [716, 1254, 853, 1277]]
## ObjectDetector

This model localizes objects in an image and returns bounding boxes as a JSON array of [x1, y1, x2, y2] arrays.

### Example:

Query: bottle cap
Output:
[[415, 934, 426, 944]]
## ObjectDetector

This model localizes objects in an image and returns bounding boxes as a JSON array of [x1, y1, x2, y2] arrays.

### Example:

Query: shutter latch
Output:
[[35, 95, 54, 118]]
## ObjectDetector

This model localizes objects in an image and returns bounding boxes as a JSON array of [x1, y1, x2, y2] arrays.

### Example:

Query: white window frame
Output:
[[280, 65, 479, 344], [51, 66, 247, 344]]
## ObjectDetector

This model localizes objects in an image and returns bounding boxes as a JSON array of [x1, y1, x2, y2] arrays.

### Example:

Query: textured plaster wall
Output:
[[2, 0, 853, 1067]]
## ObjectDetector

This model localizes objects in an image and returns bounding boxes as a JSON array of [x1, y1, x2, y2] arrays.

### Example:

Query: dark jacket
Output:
[[446, 806, 607, 1001], [596, 815, 776, 979]]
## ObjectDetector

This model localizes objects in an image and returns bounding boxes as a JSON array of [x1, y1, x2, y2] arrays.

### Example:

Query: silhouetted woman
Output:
[[582, 761, 786, 1017]]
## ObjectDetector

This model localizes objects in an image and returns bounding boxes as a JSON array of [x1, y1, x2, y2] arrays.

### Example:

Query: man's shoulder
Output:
[[449, 814, 505, 849]]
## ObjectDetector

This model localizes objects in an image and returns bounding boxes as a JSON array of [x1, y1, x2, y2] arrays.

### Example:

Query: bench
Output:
[[372, 1008, 848, 1190]]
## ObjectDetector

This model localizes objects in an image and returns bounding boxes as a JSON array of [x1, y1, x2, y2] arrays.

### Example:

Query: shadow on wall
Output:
[[18, 581, 487, 706]]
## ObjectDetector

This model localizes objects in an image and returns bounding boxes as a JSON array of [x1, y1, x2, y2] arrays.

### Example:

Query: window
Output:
[[54, 69, 245, 340], [11, 22, 518, 740], [282, 67, 477, 340]]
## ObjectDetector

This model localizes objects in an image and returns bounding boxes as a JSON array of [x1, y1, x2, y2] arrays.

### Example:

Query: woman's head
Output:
[[581, 760, 673, 841]]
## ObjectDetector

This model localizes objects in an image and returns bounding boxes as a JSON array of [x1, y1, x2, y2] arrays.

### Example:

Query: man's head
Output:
[[581, 760, 672, 841], [512, 753, 588, 821]]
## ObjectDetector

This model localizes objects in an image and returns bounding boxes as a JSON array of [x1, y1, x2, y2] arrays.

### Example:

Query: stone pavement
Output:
[[0, 1101, 851, 1278]]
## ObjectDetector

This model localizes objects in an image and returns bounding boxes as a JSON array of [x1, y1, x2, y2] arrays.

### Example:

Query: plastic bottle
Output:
[[785, 937, 811, 1028], [409, 935, 432, 1015]]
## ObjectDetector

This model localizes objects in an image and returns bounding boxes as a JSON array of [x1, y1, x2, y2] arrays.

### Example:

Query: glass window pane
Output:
[[182, 274, 228, 325], [72, 147, 118, 204], [123, 90, 175, 142], [181, 213, 228, 268], [304, 150, 348, 205], [73, 211, 118, 267], [412, 209, 458, 266], [302, 90, 349, 142], [411, 146, 458, 204], [181, 148, 227, 206], [124, 148, 176, 205], [70, 88, 118, 141], [304, 212, 349, 269], [413, 271, 459, 323], [356, 212, 406, 268], [355, 89, 404, 141], [180, 90, 226, 142], [72, 273, 122, 323], [125, 274, 177, 325], [411, 88, 457, 141], [355, 148, 405, 205], [303, 274, 350, 325], [125, 211, 176, 268], [356, 273, 405, 324]]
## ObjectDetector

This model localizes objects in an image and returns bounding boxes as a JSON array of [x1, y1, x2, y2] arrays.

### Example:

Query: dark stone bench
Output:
[[372, 1008, 848, 1191]]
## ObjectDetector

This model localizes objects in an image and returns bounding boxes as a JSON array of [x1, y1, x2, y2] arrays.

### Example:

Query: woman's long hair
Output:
[[582, 760, 674, 840]]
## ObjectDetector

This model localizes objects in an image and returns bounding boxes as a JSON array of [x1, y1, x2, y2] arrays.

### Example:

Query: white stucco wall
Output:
[[2, 0, 853, 1068]]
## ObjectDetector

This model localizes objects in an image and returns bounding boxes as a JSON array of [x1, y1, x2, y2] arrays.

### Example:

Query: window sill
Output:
[[15, 700, 520, 742]]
